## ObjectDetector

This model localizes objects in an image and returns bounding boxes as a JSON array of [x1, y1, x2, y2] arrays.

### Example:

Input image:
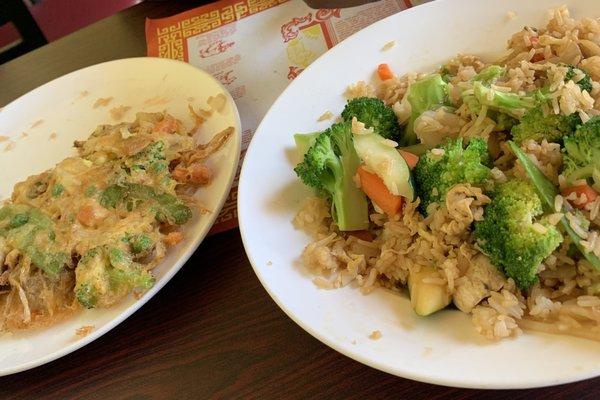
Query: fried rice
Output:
[[294, 6, 600, 341]]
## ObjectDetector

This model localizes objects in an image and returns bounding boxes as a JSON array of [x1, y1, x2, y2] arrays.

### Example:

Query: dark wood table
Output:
[[0, 1, 598, 399]]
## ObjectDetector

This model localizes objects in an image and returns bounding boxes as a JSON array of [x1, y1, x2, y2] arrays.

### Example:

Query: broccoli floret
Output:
[[562, 116, 600, 191], [153, 192, 193, 225], [76, 283, 97, 309], [484, 65, 592, 122], [509, 140, 600, 271], [51, 183, 65, 197], [127, 183, 155, 200], [462, 65, 536, 115], [511, 107, 581, 145], [414, 138, 491, 213], [9, 213, 29, 229], [129, 234, 153, 254], [464, 65, 589, 136], [100, 185, 125, 208], [460, 60, 557, 117], [108, 267, 154, 291], [294, 132, 320, 160], [28, 249, 68, 277], [341, 97, 401, 140], [130, 141, 168, 173], [565, 65, 593, 93], [474, 180, 562, 289], [108, 247, 131, 269], [107, 247, 154, 289], [473, 65, 505, 83], [84, 185, 97, 198], [26, 180, 48, 199], [469, 81, 537, 113], [440, 67, 452, 83], [438, 65, 505, 85], [294, 122, 369, 231], [403, 73, 450, 146], [100, 183, 192, 225], [0, 205, 67, 277], [75, 246, 155, 309], [489, 110, 518, 132]]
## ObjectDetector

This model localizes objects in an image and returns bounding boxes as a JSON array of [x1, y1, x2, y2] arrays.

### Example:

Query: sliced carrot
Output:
[[562, 184, 598, 210], [153, 114, 178, 134], [528, 37, 543, 62], [377, 63, 394, 81], [172, 162, 212, 185], [164, 231, 184, 246], [398, 149, 419, 169], [530, 36, 540, 47], [76, 202, 108, 227], [531, 53, 545, 63], [357, 165, 404, 217], [349, 230, 374, 242], [123, 135, 153, 156]]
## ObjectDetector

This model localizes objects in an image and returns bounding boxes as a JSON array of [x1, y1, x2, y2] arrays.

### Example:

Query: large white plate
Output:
[[239, 0, 600, 389], [0, 58, 241, 375]]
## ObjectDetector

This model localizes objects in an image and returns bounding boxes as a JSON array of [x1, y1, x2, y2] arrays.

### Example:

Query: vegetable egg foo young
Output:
[[0, 111, 233, 330], [293, 6, 600, 341]]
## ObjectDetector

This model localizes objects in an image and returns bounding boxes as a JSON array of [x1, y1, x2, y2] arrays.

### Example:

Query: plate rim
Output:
[[0, 57, 242, 376], [238, 0, 600, 389]]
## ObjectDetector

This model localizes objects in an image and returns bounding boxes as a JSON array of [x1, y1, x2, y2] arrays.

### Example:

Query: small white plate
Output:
[[239, 0, 600, 389], [0, 58, 241, 375]]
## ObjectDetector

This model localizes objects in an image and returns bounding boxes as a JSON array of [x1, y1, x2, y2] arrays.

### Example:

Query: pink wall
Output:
[[29, 0, 142, 42], [1, 0, 142, 48]]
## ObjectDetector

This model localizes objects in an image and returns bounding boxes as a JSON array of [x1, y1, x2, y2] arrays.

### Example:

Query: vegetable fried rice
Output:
[[293, 6, 600, 341]]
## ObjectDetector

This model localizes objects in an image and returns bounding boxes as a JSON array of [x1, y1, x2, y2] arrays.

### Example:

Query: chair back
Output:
[[0, 0, 47, 64]]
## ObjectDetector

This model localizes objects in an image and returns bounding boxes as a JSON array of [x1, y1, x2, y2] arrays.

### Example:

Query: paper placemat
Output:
[[146, 0, 429, 233]]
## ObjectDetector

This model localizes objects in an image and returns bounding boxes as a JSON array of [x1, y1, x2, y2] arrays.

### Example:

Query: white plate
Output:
[[0, 58, 241, 375], [239, 0, 600, 389]]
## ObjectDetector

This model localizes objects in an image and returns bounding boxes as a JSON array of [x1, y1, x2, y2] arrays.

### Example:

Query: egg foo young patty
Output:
[[0, 112, 233, 331]]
